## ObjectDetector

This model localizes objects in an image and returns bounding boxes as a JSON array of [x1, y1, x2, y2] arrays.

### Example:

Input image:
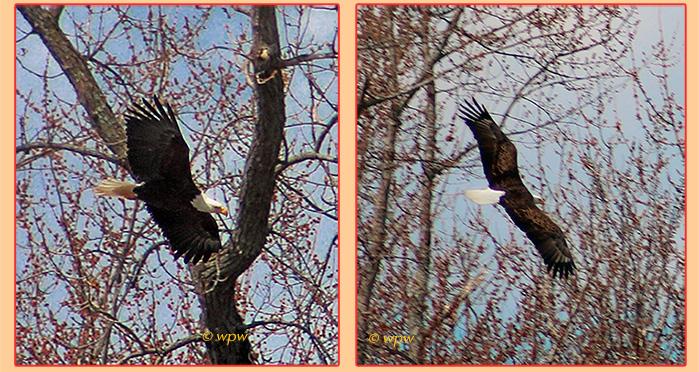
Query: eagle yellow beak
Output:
[[217, 206, 229, 216]]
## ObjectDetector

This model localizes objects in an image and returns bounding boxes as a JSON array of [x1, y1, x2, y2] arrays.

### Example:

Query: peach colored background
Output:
[[3, 1, 695, 371]]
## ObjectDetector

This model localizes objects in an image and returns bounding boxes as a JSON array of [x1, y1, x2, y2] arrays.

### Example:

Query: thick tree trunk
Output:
[[193, 5, 285, 364], [356, 9, 402, 366], [407, 18, 438, 362]]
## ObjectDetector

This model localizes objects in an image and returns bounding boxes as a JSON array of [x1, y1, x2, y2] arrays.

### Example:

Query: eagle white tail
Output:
[[94, 178, 141, 200], [465, 187, 506, 205]]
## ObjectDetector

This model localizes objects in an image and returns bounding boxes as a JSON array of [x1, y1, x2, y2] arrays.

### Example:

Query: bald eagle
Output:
[[94, 97, 227, 264], [459, 98, 575, 279]]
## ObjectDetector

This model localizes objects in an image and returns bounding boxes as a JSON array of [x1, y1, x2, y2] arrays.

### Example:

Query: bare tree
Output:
[[357, 5, 684, 365], [16, 5, 337, 365]]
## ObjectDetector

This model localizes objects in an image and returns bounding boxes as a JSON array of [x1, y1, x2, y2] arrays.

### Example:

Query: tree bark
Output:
[[356, 8, 401, 365], [192, 5, 285, 364], [407, 10, 438, 362]]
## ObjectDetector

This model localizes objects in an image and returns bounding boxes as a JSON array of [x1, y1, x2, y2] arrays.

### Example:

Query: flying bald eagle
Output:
[[459, 98, 575, 279], [94, 97, 227, 264]]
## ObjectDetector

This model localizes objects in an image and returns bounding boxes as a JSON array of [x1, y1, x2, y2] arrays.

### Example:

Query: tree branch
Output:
[[281, 51, 337, 68], [275, 151, 337, 175], [247, 320, 332, 364], [16, 141, 120, 166], [17, 5, 128, 164], [116, 335, 203, 365]]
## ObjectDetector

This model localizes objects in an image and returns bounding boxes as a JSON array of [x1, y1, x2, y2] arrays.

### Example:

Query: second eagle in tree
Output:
[[459, 98, 576, 279], [95, 97, 228, 265]]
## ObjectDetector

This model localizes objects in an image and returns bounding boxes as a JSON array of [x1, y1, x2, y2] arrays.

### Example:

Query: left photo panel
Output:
[[15, 4, 337, 365]]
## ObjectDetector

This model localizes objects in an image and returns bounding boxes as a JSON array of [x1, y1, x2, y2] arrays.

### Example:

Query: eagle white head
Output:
[[465, 187, 506, 205], [192, 193, 228, 215], [465, 187, 545, 206]]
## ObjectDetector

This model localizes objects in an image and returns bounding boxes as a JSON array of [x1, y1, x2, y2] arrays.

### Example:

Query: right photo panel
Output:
[[356, 5, 686, 365]]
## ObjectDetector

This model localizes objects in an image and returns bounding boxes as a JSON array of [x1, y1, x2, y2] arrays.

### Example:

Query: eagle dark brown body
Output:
[[95, 97, 227, 265], [460, 98, 575, 278]]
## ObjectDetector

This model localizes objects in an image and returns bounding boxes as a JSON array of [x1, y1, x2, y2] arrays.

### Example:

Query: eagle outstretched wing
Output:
[[124, 97, 222, 264], [124, 97, 196, 189], [459, 98, 576, 278], [146, 205, 221, 265]]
